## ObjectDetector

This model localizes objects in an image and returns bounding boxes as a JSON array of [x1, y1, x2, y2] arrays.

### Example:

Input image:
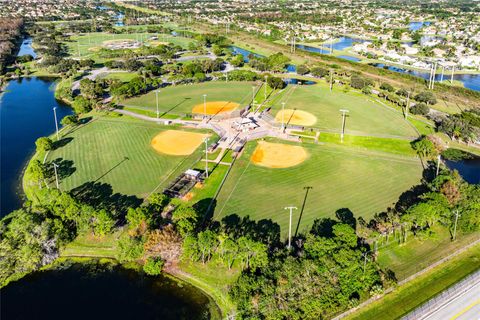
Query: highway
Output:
[[423, 280, 480, 320]]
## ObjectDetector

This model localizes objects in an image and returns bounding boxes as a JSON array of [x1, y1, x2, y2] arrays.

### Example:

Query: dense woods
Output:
[[0, 18, 23, 74]]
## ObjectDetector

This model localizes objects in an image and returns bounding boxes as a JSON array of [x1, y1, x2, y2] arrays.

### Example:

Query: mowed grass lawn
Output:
[[272, 82, 417, 138], [121, 81, 258, 116], [214, 140, 422, 236], [65, 32, 195, 57], [46, 116, 204, 197]]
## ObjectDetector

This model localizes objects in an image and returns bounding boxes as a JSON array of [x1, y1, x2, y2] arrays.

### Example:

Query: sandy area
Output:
[[275, 109, 317, 126], [192, 101, 240, 115], [251, 141, 308, 168], [151, 130, 208, 156]]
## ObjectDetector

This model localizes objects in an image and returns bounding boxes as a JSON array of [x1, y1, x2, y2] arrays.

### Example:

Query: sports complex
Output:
[[48, 79, 423, 235]]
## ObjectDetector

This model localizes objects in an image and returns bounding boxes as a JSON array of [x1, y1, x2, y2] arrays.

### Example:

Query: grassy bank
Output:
[[346, 243, 480, 320]]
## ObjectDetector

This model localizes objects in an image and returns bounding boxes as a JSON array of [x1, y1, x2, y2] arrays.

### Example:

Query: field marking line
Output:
[[216, 157, 253, 217], [450, 299, 480, 320]]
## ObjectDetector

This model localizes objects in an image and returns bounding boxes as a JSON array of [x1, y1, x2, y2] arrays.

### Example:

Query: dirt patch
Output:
[[251, 141, 308, 168], [151, 130, 208, 156], [275, 109, 317, 126], [192, 101, 240, 115], [102, 39, 141, 50]]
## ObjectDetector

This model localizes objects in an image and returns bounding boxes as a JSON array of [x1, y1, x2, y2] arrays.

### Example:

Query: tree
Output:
[[410, 102, 429, 116], [35, 137, 53, 152], [362, 86, 372, 95], [197, 230, 218, 264], [296, 64, 310, 75], [29, 160, 48, 188], [310, 66, 328, 78], [380, 83, 395, 92], [415, 91, 437, 105], [72, 96, 92, 114], [144, 225, 182, 264], [126, 207, 149, 236], [237, 236, 268, 271], [92, 210, 115, 236], [61, 114, 79, 126], [172, 206, 198, 236], [143, 257, 164, 275], [267, 76, 286, 90], [231, 54, 244, 67], [116, 234, 144, 263], [411, 136, 437, 159]]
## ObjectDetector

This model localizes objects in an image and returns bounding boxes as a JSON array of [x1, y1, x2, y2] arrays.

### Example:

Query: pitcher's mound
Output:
[[251, 141, 308, 168], [192, 101, 240, 115], [151, 130, 208, 156], [275, 109, 317, 126]]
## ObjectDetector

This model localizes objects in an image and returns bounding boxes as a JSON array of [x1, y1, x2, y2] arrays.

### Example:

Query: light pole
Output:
[[53, 107, 59, 140], [405, 91, 410, 119], [452, 210, 461, 241], [436, 154, 441, 177], [52, 162, 60, 189], [339, 109, 349, 142], [285, 206, 297, 250], [362, 252, 369, 274], [203, 94, 207, 120], [252, 86, 256, 104], [264, 75, 268, 101], [281, 102, 286, 132], [155, 90, 160, 119], [204, 138, 209, 178]]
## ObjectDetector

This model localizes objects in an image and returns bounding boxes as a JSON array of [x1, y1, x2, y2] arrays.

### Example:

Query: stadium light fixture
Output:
[[339, 109, 349, 142], [155, 90, 160, 119], [203, 94, 207, 120], [53, 107, 59, 140], [52, 162, 60, 189]]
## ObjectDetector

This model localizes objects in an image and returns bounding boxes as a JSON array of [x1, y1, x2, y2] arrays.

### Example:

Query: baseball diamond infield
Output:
[[151, 130, 209, 156], [191, 101, 240, 115], [251, 141, 308, 168], [274, 109, 317, 126]]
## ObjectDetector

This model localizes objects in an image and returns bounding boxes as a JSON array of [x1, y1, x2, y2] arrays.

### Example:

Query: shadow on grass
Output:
[[160, 97, 191, 118], [220, 214, 280, 246]]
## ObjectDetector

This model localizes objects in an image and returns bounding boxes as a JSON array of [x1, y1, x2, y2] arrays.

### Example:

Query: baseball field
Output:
[[121, 81, 257, 117], [46, 115, 210, 197], [214, 139, 422, 235], [270, 82, 418, 138]]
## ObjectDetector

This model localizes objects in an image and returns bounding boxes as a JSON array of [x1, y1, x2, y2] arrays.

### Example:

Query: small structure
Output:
[[232, 117, 259, 132], [163, 169, 204, 198]]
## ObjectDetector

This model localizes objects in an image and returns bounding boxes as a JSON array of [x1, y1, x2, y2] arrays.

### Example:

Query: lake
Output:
[[1, 261, 219, 320], [17, 37, 37, 58], [445, 157, 480, 184], [371, 63, 480, 92], [0, 77, 72, 217], [409, 21, 431, 31]]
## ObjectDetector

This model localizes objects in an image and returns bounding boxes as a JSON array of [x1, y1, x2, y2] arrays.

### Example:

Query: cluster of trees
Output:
[[438, 109, 480, 143], [0, 18, 23, 74], [248, 52, 291, 73]]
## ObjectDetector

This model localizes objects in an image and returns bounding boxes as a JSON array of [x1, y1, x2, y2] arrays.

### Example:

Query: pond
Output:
[[370, 63, 480, 92], [409, 21, 431, 32], [229, 45, 264, 62], [0, 77, 72, 217], [445, 157, 480, 184], [1, 261, 219, 320], [284, 78, 316, 85], [17, 37, 37, 58], [337, 55, 362, 62]]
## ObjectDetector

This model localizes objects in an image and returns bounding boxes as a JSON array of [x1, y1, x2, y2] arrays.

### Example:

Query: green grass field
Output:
[[214, 139, 422, 236], [121, 81, 258, 116], [65, 31, 195, 58], [271, 83, 418, 138], [347, 244, 480, 320], [46, 115, 207, 198]]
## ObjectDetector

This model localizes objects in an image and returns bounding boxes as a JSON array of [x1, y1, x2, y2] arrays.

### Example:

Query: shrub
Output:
[[410, 102, 429, 115], [35, 137, 53, 152], [296, 64, 310, 75], [310, 66, 328, 78], [267, 76, 286, 89], [415, 91, 437, 105], [72, 96, 92, 114], [350, 74, 372, 89], [143, 257, 164, 275], [362, 86, 372, 95], [380, 82, 395, 92]]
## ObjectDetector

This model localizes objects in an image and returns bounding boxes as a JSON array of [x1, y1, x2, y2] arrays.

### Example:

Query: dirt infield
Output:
[[251, 141, 308, 168], [275, 109, 317, 126], [102, 39, 141, 50], [151, 130, 208, 156], [192, 101, 240, 115]]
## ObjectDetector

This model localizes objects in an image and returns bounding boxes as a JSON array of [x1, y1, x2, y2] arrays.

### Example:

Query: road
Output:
[[423, 280, 480, 320]]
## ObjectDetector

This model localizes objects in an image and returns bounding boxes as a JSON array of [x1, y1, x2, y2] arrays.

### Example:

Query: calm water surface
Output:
[[1, 261, 218, 320], [0, 77, 72, 216]]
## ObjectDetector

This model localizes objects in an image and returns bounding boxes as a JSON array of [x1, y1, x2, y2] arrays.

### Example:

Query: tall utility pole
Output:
[[155, 90, 160, 119], [204, 138, 209, 178], [285, 206, 297, 250], [452, 210, 460, 241], [440, 65, 444, 82], [432, 62, 437, 89], [330, 38, 333, 54], [405, 91, 410, 119], [52, 162, 60, 189], [362, 252, 369, 274], [264, 75, 268, 101], [329, 70, 333, 91], [281, 102, 286, 132], [203, 94, 207, 120], [436, 154, 441, 177], [339, 109, 349, 142], [252, 86, 256, 104], [53, 107, 59, 140], [450, 66, 455, 84]]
